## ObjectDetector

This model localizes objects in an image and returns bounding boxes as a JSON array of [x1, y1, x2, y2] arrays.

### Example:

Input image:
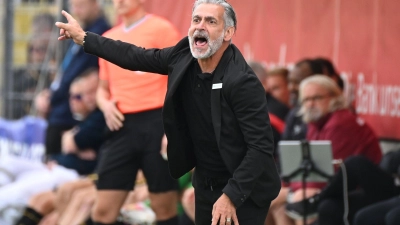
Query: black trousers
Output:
[[193, 170, 270, 225], [317, 156, 400, 225], [353, 196, 400, 225]]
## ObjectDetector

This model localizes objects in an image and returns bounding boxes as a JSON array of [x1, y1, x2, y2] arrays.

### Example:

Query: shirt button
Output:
[[197, 84, 200, 87], [241, 198, 244, 202]]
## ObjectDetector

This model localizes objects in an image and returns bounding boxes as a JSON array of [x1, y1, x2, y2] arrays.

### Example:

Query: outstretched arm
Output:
[[55, 10, 173, 74]]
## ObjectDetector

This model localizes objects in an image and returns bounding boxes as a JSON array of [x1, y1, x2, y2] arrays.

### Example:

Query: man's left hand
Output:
[[211, 193, 239, 225]]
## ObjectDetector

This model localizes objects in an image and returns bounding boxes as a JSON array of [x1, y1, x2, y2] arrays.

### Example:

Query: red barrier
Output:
[[145, 0, 400, 140]]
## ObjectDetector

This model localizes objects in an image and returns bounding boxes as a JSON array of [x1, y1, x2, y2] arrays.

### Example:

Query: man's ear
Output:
[[224, 27, 235, 42]]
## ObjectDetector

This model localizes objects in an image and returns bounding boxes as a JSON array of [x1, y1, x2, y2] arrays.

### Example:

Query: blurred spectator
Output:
[[282, 59, 324, 141], [21, 0, 55, 3], [287, 149, 400, 225], [354, 184, 400, 225], [36, 0, 110, 159], [266, 68, 291, 107], [0, 117, 47, 161], [15, 172, 149, 225], [11, 13, 56, 119], [248, 61, 268, 90], [267, 75, 382, 225], [288, 59, 324, 107], [13, 68, 106, 225], [31, 13, 56, 34], [265, 58, 324, 225], [0, 158, 79, 225], [50, 68, 105, 175], [282, 75, 382, 225], [249, 61, 290, 153], [286, 155, 400, 225], [299, 75, 381, 169], [314, 57, 344, 91]]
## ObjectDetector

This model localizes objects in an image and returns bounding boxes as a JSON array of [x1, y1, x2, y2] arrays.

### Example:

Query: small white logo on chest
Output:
[[212, 83, 223, 89]]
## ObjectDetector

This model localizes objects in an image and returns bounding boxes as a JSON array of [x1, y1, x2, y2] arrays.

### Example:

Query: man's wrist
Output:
[[97, 98, 109, 112], [81, 31, 88, 46]]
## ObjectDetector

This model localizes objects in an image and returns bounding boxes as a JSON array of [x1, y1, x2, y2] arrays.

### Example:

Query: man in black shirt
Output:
[[180, 60, 231, 178], [55, 1, 281, 224]]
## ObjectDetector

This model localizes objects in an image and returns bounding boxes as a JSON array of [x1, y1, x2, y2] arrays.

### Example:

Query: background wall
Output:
[[144, 0, 400, 140], [2, 0, 400, 140]]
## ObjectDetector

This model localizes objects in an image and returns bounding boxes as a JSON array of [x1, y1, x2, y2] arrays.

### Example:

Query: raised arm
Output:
[[55, 10, 172, 75]]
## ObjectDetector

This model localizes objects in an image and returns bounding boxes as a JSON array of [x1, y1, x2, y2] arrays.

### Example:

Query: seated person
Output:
[[282, 59, 324, 141], [352, 150, 400, 225], [354, 195, 400, 225], [0, 158, 78, 225], [248, 61, 290, 153], [313, 57, 344, 91], [269, 75, 382, 225], [287, 152, 400, 225], [10, 69, 105, 225], [266, 67, 291, 108], [16, 171, 149, 225], [11, 13, 56, 119], [49, 67, 105, 175]]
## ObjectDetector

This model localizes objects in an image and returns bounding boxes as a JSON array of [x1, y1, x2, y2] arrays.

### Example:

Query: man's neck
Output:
[[122, 8, 147, 29], [197, 44, 228, 73]]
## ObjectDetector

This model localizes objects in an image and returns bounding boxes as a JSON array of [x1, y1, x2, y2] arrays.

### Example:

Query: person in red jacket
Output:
[[284, 75, 382, 225], [301, 77, 381, 165], [299, 75, 381, 164]]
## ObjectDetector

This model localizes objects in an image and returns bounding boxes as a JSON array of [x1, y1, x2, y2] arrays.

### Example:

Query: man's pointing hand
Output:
[[55, 10, 86, 45]]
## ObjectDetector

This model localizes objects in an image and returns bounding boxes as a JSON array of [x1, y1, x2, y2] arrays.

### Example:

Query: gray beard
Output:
[[188, 30, 225, 59], [302, 108, 324, 123]]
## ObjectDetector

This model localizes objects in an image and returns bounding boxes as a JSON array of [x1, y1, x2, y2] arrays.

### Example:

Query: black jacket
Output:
[[84, 33, 281, 208]]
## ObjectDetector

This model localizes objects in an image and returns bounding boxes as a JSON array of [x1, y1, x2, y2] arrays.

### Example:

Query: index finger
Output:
[[61, 10, 74, 22]]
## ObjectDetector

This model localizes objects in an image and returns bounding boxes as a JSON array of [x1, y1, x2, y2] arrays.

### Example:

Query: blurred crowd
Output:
[[1, 0, 399, 225]]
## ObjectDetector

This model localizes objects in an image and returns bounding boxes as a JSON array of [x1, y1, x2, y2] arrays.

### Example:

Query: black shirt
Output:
[[179, 60, 230, 178], [282, 105, 307, 140]]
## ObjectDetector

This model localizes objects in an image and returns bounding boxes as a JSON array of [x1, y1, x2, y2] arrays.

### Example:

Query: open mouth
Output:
[[194, 36, 208, 47]]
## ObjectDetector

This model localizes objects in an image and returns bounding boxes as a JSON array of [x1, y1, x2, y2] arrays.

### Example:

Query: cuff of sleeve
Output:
[[82, 31, 88, 46], [222, 183, 248, 209], [83, 32, 98, 53]]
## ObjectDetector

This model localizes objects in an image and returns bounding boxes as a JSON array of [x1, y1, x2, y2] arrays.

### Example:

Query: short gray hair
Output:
[[299, 75, 346, 112], [192, 0, 237, 30]]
